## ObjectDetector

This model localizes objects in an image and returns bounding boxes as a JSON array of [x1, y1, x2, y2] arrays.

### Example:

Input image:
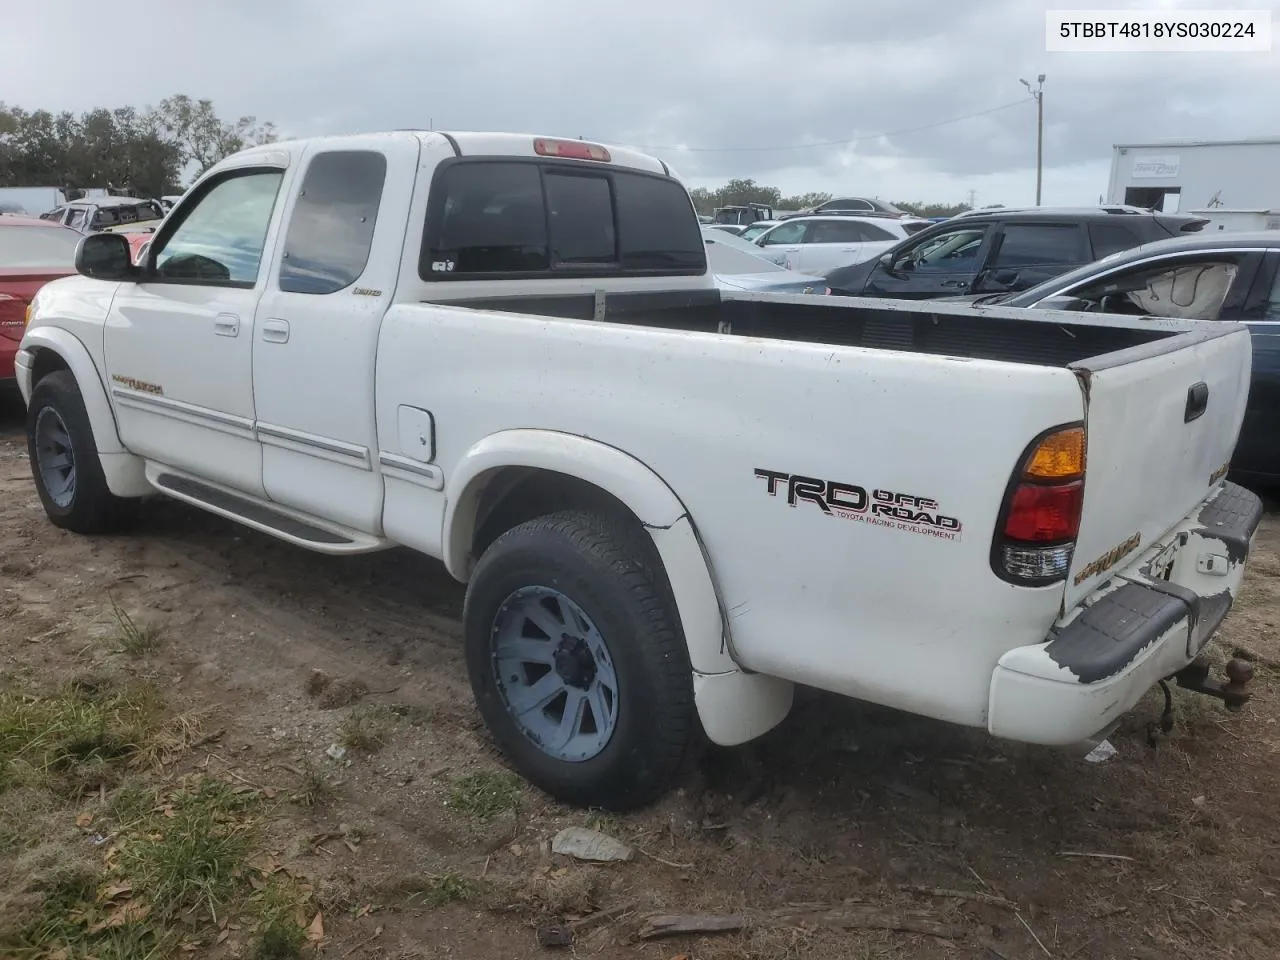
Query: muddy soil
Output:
[[3, 394, 1279, 959]]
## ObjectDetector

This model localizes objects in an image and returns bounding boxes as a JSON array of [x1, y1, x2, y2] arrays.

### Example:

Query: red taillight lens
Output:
[[992, 424, 1087, 586], [533, 138, 611, 162], [1003, 480, 1084, 542]]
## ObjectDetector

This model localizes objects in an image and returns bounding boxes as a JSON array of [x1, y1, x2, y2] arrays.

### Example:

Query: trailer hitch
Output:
[[1173, 655, 1254, 711]]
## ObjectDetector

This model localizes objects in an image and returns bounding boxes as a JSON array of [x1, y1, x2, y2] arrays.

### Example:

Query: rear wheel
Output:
[[26, 371, 136, 534], [463, 509, 695, 811]]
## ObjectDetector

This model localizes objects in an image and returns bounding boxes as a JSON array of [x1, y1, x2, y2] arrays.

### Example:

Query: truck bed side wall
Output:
[[375, 305, 1085, 729]]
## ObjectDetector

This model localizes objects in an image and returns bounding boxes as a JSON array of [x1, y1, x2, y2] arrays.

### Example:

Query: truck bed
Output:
[[427, 288, 1225, 369]]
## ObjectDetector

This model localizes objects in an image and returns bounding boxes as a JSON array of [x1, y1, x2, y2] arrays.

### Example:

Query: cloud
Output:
[[4, 0, 1278, 206]]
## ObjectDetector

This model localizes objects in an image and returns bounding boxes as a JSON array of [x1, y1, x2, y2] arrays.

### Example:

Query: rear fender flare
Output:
[[442, 429, 737, 676]]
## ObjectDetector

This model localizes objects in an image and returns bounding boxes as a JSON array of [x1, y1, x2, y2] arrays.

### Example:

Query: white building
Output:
[[1106, 138, 1280, 232]]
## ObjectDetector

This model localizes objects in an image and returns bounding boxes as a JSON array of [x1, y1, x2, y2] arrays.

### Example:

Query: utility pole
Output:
[[1020, 74, 1045, 206], [966, 189, 977, 209]]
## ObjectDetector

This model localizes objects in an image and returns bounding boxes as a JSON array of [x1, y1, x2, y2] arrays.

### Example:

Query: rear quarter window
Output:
[[421, 159, 704, 279]]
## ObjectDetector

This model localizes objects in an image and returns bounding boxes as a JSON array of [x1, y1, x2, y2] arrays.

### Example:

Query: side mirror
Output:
[[75, 233, 138, 281], [879, 251, 908, 277]]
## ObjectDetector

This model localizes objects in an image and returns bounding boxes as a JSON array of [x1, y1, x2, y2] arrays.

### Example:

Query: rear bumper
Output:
[[988, 481, 1262, 745]]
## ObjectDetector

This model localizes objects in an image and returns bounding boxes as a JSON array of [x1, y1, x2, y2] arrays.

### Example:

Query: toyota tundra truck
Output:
[[15, 131, 1263, 810]]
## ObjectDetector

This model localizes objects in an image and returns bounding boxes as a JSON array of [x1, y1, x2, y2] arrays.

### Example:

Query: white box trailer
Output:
[[1107, 138, 1280, 230]]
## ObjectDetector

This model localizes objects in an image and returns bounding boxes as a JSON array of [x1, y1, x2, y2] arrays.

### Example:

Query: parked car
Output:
[[701, 227, 822, 295], [752, 214, 929, 275], [712, 203, 773, 226], [948, 231, 1280, 484], [17, 131, 1261, 811], [780, 196, 911, 219], [824, 207, 1209, 299], [0, 217, 80, 388], [706, 223, 748, 236], [40, 196, 165, 233]]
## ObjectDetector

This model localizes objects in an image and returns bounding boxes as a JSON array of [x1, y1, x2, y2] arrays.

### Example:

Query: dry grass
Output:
[[448, 771, 523, 821], [338, 705, 397, 754], [0, 676, 313, 960]]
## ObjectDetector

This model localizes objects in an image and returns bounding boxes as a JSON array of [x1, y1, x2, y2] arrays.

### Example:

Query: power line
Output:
[[618, 98, 1033, 154]]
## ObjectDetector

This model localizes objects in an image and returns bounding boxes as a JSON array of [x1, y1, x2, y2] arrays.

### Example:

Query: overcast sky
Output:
[[6, 0, 1279, 207]]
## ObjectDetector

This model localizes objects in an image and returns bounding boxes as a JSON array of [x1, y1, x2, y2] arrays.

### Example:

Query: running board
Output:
[[149, 469, 389, 555]]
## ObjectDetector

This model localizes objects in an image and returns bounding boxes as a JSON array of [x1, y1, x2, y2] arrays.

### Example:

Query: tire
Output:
[[26, 370, 136, 534], [463, 509, 696, 811]]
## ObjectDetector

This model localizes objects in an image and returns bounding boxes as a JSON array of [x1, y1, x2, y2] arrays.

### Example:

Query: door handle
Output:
[[213, 313, 240, 337], [940, 279, 969, 288], [261, 318, 291, 344], [1185, 381, 1209, 423]]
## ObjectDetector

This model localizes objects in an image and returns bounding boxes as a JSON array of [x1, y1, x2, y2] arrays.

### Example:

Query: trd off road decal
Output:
[[754, 469, 962, 542]]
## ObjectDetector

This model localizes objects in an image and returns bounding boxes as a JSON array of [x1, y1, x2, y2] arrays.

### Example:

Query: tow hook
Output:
[[1174, 655, 1254, 711]]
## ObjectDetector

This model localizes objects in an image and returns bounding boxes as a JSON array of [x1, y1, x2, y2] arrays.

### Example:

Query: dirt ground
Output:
[[3, 392, 1280, 960]]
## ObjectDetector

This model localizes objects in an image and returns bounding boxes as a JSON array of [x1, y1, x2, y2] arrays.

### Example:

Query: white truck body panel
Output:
[[15, 130, 1262, 774]]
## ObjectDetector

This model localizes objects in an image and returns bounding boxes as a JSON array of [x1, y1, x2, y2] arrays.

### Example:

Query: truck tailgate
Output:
[[1064, 324, 1254, 608]]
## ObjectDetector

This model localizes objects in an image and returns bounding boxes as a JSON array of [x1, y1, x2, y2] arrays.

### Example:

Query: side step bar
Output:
[[150, 470, 389, 555]]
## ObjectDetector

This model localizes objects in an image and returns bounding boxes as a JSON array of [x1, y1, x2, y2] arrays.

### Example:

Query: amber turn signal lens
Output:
[[1024, 426, 1085, 480]]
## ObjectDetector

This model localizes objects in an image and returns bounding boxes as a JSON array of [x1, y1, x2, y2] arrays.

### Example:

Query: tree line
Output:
[[0, 95, 277, 201], [687, 177, 974, 219]]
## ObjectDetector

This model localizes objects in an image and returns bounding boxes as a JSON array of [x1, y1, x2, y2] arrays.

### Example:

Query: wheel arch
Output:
[[442, 430, 734, 676], [19, 328, 149, 498], [19, 328, 124, 454]]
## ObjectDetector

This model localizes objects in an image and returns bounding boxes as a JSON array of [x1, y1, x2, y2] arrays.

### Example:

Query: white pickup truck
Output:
[[16, 131, 1263, 810]]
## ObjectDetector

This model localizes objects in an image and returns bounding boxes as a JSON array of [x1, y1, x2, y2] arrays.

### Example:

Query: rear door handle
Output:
[[214, 313, 240, 337], [940, 279, 969, 288], [261, 318, 291, 344], [1185, 381, 1209, 422]]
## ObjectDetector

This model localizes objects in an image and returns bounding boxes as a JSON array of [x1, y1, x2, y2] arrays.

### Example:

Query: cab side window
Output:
[[759, 221, 807, 245], [991, 224, 1082, 268], [152, 169, 284, 286], [905, 226, 988, 270], [279, 151, 387, 294]]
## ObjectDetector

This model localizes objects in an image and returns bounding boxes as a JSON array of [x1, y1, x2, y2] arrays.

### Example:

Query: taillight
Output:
[[533, 138, 611, 162], [992, 424, 1086, 585]]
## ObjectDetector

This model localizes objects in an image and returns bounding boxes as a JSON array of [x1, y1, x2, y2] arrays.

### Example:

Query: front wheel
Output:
[[26, 371, 136, 534], [463, 509, 695, 811]]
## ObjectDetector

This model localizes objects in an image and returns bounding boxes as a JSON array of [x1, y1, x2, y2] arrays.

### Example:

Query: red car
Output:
[[0, 217, 82, 387]]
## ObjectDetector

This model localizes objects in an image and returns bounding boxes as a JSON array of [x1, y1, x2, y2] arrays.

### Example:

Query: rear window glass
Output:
[[613, 173, 704, 270], [546, 172, 615, 265], [0, 224, 81, 268], [422, 160, 704, 278]]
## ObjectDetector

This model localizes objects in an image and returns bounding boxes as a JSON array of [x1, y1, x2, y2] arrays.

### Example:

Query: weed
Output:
[[448, 771, 522, 821], [420, 871, 483, 906], [338, 706, 396, 754], [292, 758, 336, 808], [584, 810, 622, 835], [109, 596, 163, 657], [0, 679, 157, 795], [120, 778, 258, 920], [247, 877, 309, 960]]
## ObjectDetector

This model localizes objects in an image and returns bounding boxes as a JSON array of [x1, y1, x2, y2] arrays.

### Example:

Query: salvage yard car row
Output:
[[11, 130, 1265, 810]]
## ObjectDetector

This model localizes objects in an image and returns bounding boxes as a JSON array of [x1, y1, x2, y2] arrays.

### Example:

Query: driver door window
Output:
[[1064, 258, 1246, 320], [153, 171, 284, 286], [907, 227, 988, 271]]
